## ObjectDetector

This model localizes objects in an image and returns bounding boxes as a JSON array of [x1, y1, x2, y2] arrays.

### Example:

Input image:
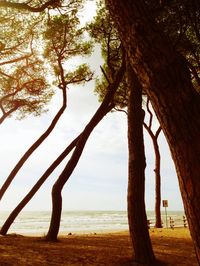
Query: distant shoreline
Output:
[[0, 210, 187, 236]]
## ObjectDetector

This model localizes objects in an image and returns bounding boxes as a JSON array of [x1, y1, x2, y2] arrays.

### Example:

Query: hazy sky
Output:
[[0, 1, 184, 212]]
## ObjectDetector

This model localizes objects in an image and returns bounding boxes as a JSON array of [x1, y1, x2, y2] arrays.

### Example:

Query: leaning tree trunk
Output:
[[46, 104, 112, 240], [106, 0, 200, 263], [127, 63, 156, 265], [46, 59, 125, 241], [0, 87, 67, 201], [0, 135, 79, 235]]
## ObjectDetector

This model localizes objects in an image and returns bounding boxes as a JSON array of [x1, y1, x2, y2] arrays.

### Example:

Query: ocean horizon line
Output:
[[0, 208, 185, 213], [0, 209, 185, 212]]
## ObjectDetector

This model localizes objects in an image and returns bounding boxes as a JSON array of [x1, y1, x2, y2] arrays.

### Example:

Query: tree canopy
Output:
[[0, 0, 93, 124], [0, 7, 52, 123]]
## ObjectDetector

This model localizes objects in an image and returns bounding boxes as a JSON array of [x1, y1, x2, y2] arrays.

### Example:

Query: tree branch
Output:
[[0, 106, 18, 125], [0, 54, 32, 66], [114, 107, 127, 115], [146, 97, 153, 129], [0, 0, 60, 12], [155, 126, 162, 139], [100, 65, 111, 84]]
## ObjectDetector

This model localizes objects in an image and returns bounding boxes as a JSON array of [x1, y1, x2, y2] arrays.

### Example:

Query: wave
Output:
[[0, 210, 186, 235]]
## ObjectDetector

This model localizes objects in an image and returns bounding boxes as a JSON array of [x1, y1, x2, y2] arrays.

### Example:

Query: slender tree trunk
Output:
[[0, 88, 67, 201], [46, 131, 92, 241], [46, 60, 125, 241], [106, 1, 200, 263], [127, 63, 155, 265], [46, 104, 113, 241], [153, 135, 162, 228], [0, 135, 79, 235], [143, 101, 162, 228], [143, 123, 162, 228]]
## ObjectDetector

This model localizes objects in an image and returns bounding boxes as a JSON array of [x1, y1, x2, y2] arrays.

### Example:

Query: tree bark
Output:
[[46, 59, 125, 241], [127, 63, 156, 265], [106, 0, 200, 263]]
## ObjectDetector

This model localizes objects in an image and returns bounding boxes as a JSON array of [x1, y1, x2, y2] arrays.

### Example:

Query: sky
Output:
[[0, 1, 184, 212]]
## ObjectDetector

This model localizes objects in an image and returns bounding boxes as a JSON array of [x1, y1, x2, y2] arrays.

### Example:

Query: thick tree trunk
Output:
[[127, 63, 156, 265], [106, 0, 200, 263], [46, 60, 125, 241]]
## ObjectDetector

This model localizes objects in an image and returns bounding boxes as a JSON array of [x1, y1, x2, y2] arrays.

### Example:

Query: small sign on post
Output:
[[162, 200, 168, 207], [162, 200, 168, 228]]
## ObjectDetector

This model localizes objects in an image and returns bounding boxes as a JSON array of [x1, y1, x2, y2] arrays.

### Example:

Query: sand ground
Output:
[[0, 228, 198, 266]]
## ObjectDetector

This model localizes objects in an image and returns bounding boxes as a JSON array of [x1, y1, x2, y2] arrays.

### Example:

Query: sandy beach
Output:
[[0, 228, 198, 265]]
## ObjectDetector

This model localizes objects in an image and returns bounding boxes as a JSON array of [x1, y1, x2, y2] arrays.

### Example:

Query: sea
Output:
[[0, 210, 186, 236]]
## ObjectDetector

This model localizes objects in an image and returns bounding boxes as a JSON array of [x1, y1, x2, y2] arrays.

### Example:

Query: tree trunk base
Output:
[[45, 235, 58, 242], [132, 259, 166, 266]]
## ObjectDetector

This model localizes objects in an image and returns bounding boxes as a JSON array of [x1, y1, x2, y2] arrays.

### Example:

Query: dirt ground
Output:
[[0, 228, 198, 265]]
